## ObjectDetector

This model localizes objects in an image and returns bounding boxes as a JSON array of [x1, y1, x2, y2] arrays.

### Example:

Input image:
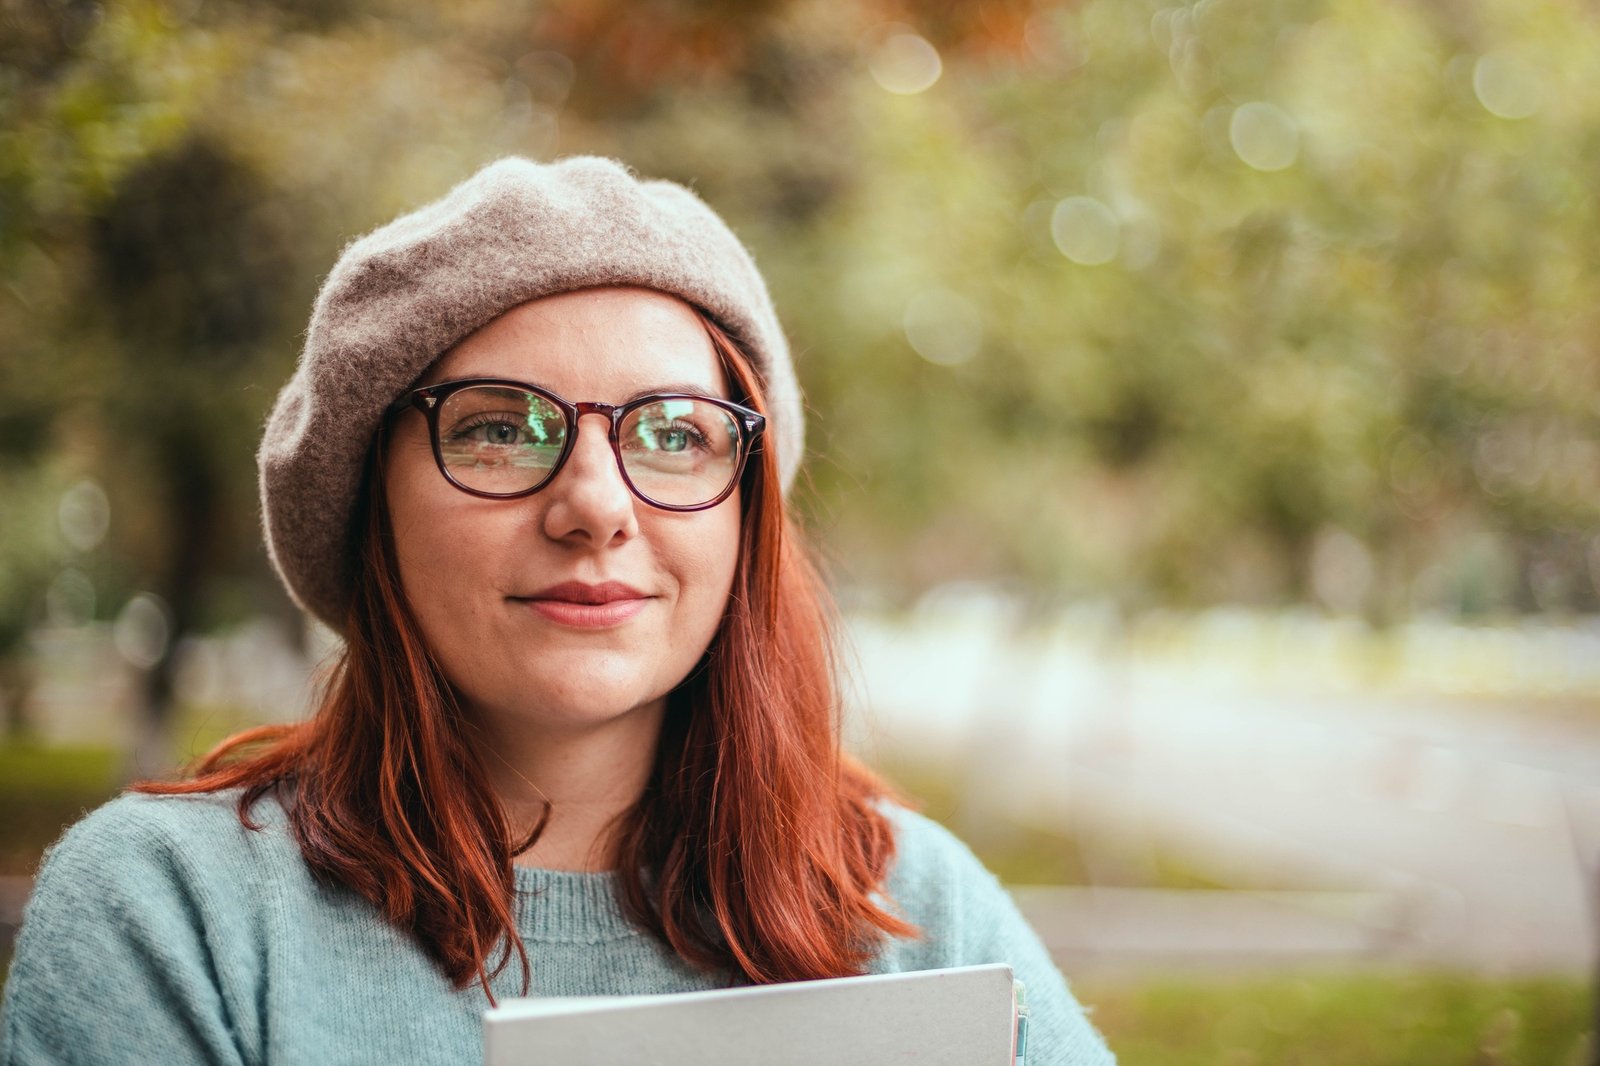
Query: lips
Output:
[[516, 581, 651, 628]]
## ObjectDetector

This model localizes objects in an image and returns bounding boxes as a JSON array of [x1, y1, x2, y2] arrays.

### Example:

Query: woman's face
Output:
[[383, 287, 743, 738]]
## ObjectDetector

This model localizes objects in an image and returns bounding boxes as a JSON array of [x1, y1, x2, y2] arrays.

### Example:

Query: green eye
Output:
[[637, 423, 700, 453], [436, 387, 567, 484], [418, 382, 759, 508], [460, 419, 525, 446]]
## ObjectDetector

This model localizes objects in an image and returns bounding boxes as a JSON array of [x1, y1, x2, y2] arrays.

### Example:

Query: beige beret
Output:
[[258, 156, 802, 630]]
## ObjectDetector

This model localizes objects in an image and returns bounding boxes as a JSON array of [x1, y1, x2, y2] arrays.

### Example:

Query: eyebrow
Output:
[[423, 375, 727, 402], [624, 382, 727, 402]]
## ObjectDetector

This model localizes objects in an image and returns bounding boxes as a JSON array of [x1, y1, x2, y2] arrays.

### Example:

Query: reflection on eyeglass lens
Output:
[[434, 387, 743, 507]]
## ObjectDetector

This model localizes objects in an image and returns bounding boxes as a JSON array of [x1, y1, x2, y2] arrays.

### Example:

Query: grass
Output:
[[876, 754, 1293, 890], [881, 753, 1597, 1061], [2, 746, 1596, 1062], [876, 754, 1102, 883], [0, 744, 122, 876], [0, 706, 271, 876], [1079, 971, 1594, 1066], [4, 950, 1586, 1064], [0, 744, 122, 1002]]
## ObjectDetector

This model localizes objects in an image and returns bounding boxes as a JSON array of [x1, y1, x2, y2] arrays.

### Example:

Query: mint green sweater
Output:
[[1, 791, 1113, 1064]]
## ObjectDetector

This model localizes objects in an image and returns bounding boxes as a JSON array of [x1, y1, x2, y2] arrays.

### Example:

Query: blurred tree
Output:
[[1, 0, 310, 759], [0, 470, 61, 737], [0, 0, 561, 755], [2, 0, 1598, 762], [77, 135, 298, 767]]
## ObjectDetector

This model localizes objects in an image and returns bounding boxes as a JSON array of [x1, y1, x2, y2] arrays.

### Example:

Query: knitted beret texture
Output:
[[259, 156, 803, 630]]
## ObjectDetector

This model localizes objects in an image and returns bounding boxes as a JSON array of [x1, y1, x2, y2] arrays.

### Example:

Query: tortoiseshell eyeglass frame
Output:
[[384, 377, 765, 512]]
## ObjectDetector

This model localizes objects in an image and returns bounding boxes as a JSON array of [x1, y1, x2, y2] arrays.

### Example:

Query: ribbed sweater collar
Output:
[[511, 866, 642, 943]]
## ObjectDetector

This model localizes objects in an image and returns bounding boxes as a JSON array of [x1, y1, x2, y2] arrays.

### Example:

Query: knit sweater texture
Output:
[[1, 790, 1114, 1065]]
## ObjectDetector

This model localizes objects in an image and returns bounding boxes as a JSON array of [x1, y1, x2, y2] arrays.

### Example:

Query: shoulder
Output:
[[40, 787, 290, 878], [26, 787, 300, 923], [51, 786, 285, 851], [879, 804, 1002, 911], [872, 802, 1025, 962], [873, 804, 1118, 1065], [4, 790, 303, 1065], [881, 804, 984, 870]]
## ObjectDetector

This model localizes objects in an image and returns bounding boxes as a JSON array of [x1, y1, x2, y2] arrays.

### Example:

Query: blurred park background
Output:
[[3, 0, 1599, 1061]]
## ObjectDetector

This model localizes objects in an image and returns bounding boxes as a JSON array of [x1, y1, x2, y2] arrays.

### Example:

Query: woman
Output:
[[0, 157, 1113, 1065]]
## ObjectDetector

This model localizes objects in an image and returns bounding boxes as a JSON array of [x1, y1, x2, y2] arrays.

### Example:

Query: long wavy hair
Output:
[[137, 314, 916, 1000]]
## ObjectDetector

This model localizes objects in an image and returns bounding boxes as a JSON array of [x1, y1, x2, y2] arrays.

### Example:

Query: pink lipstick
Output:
[[518, 581, 650, 629]]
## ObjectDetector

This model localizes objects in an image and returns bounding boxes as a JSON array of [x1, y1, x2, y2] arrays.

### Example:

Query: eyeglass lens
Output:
[[434, 385, 744, 508]]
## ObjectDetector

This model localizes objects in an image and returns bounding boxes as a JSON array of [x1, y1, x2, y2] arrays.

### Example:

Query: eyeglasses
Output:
[[387, 378, 765, 511]]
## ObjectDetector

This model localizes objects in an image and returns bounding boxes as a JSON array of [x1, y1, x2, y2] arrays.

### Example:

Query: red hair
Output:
[[137, 316, 915, 999]]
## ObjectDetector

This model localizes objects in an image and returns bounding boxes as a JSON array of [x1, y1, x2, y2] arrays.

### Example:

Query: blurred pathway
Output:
[[10, 610, 1597, 975], [848, 609, 1600, 974]]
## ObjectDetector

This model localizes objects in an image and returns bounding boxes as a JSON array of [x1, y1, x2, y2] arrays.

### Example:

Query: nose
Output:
[[539, 412, 639, 546]]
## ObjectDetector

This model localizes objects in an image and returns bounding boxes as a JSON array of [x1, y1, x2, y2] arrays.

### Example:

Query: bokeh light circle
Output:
[[1473, 51, 1541, 119], [1051, 196, 1120, 265], [58, 479, 110, 553], [903, 289, 983, 366], [115, 592, 172, 669], [1229, 102, 1299, 171], [869, 33, 943, 95]]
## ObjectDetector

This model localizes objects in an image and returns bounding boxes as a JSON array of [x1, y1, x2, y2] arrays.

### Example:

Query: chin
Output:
[[467, 668, 672, 733]]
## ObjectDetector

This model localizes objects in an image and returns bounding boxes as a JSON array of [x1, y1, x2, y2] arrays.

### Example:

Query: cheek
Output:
[[674, 506, 742, 638], [387, 464, 444, 594], [383, 451, 501, 643]]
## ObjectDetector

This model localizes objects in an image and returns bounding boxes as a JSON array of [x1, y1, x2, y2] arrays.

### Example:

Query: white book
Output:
[[483, 963, 1020, 1066]]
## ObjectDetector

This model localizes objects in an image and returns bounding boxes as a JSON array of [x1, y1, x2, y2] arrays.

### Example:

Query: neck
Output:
[[471, 701, 666, 873]]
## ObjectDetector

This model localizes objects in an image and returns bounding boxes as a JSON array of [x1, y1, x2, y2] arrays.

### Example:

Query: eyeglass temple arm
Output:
[[384, 390, 438, 417]]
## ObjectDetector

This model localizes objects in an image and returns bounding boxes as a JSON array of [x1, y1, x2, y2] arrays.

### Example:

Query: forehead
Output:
[[421, 287, 727, 398]]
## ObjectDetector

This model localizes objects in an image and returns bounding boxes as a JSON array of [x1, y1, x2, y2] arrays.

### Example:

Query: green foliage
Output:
[[1081, 970, 1593, 1066], [778, 0, 1600, 612], [0, 467, 66, 652], [1, 0, 1597, 655]]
